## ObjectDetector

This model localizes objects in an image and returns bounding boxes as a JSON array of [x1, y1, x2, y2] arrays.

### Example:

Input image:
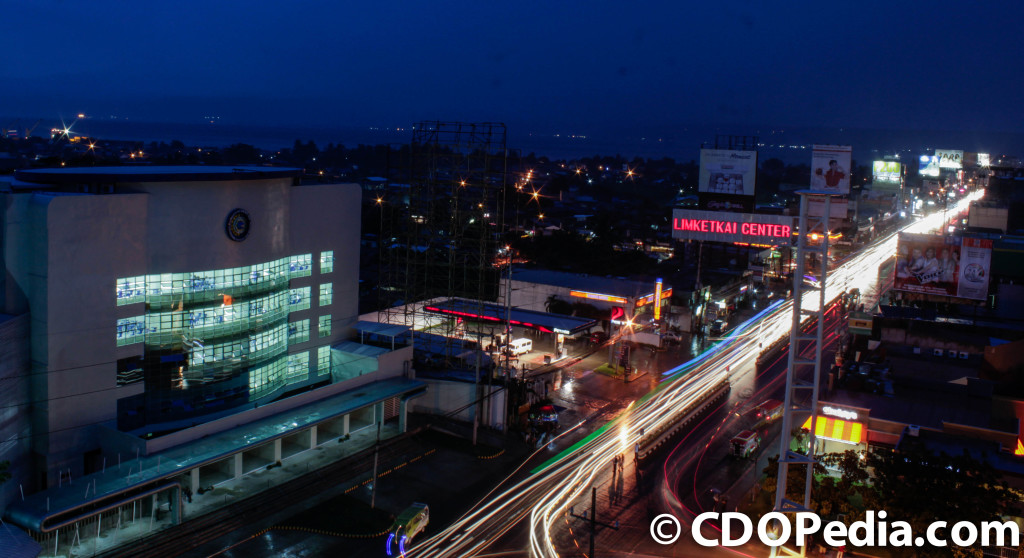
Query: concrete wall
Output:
[[984, 337, 1024, 374], [0, 314, 31, 515], [502, 279, 566, 313], [968, 204, 1008, 233], [411, 379, 506, 431], [879, 325, 987, 354]]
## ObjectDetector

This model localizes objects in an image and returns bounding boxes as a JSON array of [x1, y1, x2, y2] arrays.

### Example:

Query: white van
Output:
[[508, 338, 533, 356]]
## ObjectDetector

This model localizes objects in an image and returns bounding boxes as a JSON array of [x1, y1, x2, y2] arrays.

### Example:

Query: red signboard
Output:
[[672, 218, 790, 239]]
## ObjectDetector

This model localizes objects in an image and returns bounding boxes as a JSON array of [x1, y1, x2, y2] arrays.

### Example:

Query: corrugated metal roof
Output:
[[0, 522, 42, 557], [354, 321, 411, 338]]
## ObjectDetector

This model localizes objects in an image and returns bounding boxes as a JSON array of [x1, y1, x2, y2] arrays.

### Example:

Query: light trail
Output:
[[409, 191, 982, 558]]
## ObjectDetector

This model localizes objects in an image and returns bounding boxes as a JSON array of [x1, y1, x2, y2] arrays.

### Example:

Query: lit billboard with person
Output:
[[810, 145, 852, 194], [698, 149, 756, 196], [894, 233, 992, 300], [919, 155, 941, 177]]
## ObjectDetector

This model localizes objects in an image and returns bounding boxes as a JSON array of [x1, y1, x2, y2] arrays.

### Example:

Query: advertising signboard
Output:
[[807, 197, 849, 219], [671, 209, 794, 245], [698, 193, 754, 212], [895, 234, 992, 300], [919, 155, 941, 177], [872, 161, 901, 184], [810, 145, 852, 194], [895, 233, 961, 297], [698, 149, 757, 196], [957, 237, 993, 300], [935, 149, 963, 169], [848, 312, 873, 336], [978, 153, 991, 167]]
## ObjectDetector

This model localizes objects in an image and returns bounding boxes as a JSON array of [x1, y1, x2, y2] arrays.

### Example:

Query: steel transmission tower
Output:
[[772, 191, 837, 555], [377, 121, 509, 367]]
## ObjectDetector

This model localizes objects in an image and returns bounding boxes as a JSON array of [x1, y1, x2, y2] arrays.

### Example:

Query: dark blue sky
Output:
[[5, 1, 1023, 137]]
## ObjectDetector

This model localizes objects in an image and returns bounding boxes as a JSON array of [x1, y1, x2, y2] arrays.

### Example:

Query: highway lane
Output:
[[410, 192, 982, 558]]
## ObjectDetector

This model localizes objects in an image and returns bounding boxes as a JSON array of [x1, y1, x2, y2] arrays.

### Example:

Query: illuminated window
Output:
[[116, 276, 146, 306], [287, 351, 309, 381], [320, 251, 334, 274], [289, 287, 311, 311], [116, 316, 147, 346], [249, 356, 288, 400], [290, 254, 313, 277], [318, 345, 331, 374], [319, 315, 332, 338], [319, 283, 333, 307], [288, 319, 310, 344]]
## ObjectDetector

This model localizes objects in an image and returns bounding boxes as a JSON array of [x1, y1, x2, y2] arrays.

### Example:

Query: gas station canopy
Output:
[[423, 299, 599, 336]]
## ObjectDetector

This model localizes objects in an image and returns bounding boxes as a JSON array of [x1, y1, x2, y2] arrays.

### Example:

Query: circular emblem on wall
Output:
[[225, 208, 251, 241]]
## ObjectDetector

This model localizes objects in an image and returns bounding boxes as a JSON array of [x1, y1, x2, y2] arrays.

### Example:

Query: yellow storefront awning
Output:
[[801, 416, 864, 445]]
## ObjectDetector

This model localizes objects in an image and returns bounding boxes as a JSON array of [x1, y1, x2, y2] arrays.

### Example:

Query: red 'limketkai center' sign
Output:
[[671, 209, 796, 244]]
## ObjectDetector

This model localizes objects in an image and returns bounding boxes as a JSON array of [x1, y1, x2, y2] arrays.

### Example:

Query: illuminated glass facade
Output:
[[115, 255, 333, 433]]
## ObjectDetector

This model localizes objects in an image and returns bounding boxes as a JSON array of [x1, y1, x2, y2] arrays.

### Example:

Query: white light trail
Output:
[[410, 191, 983, 558]]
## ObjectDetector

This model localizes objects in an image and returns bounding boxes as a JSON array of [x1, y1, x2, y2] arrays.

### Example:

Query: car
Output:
[[662, 331, 682, 344], [709, 319, 725, 336], [589, 331, 609, 345], [387, 503, 430, 556]]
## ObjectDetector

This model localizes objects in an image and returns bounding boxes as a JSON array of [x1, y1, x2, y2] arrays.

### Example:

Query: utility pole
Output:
[[570, 486, 619, 558], [371, 419, 381, 508]]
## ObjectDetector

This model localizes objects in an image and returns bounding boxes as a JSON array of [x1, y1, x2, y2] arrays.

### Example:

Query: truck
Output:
[[754, 399, 783, 426], [730, 430, 760, 459]]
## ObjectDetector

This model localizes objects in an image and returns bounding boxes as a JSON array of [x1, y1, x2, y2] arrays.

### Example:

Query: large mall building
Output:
[[0, 167, 421, 543]]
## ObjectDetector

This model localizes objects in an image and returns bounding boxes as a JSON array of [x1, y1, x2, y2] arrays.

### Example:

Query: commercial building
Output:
[[0, 167, 421, 546]]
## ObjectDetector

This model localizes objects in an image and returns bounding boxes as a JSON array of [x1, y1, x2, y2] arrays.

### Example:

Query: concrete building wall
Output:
[[0, 314, 31, 514], [503, 279, 565, 313], [968, 204, 1008, 233], [1, 177, 369, 487], [411, 379, 506, 430]]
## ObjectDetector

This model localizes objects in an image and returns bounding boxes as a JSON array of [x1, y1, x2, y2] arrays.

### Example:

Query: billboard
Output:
[[894, 234, 992, 300], [978, 153, 991, 167], [957, 237, 992, 300], [919, 155, 941, 177], [672, 209, 794, 245], [872, 161, 902, 184], [810, 145, 852, 194], [935, 149, 963, 169], [698, 149, 757, 196], [807, 197, 849, 219], [698, 193, 754, 212]]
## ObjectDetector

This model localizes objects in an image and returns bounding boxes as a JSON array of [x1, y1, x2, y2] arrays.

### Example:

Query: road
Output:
[[409, 192, 981, 558]]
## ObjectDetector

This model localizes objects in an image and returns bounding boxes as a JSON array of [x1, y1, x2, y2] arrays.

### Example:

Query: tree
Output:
[[863, 446, 1018, 558], [544, 295, 573, 315]]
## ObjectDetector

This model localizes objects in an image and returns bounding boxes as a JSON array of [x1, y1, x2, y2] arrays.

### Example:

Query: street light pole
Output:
[[371, 419, 381, 509]]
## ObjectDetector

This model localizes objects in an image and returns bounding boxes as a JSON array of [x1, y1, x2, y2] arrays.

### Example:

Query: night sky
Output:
[[5, 1, 1023, 138]]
